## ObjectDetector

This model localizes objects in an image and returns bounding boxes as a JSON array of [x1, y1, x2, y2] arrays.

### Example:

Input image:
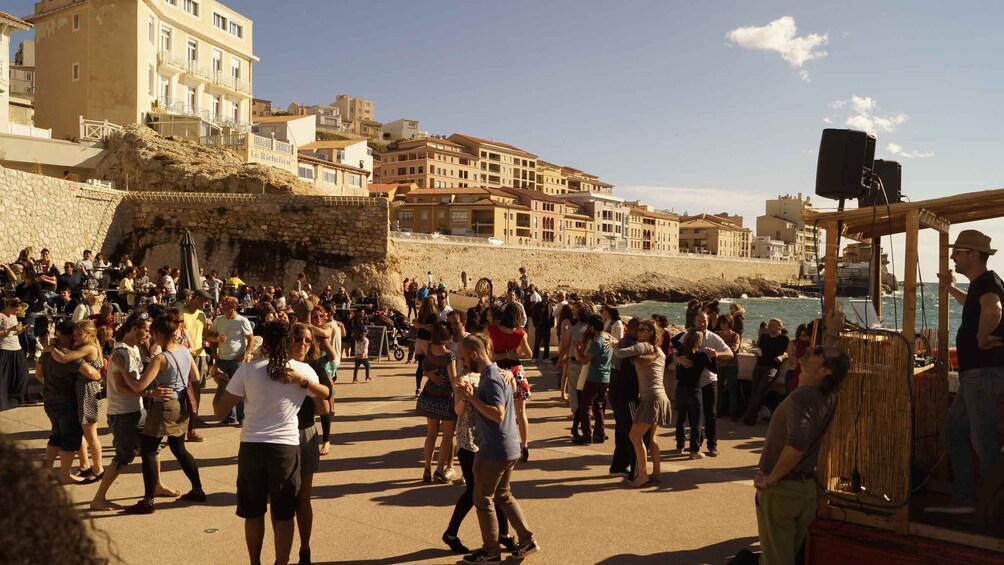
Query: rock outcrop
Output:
[[95, 125, 315, 195], [587, 272, 802, 305]]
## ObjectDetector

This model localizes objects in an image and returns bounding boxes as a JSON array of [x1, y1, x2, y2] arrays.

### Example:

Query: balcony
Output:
[[198, 132, 297, 174], [158, 50, 252, 95], [156, 96, 251, 132]]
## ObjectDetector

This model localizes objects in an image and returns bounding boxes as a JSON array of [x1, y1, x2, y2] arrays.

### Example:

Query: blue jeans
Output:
[[675, 385, 703, 453], [946, 367, 1004, 499], [215, 359, 245, 422]]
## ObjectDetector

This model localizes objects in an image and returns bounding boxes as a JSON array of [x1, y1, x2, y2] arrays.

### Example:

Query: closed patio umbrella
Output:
[[177, 231, 201, 294]]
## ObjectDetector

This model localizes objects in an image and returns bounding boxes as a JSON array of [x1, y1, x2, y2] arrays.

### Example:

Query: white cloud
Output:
[[826, 95, 909, 135], [822, 117, 832, 124], [886, 142, 934, 159], [726, 16, 828, 80]]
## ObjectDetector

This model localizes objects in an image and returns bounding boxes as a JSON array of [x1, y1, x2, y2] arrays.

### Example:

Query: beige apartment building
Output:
[[334, 94, 373, 123], [28, 0, 256, 140], [498, 188, 571, 247], [627, 203, 680, 253], [757, 193, 819, 261], [448, 133, 538, 191], [1, 12, 32, 134], [376, 137, 479, 189], [679, 214, 752, 258], [394, 187, 532, 243], [564, 166, 613, 194], [251, 97, 271, 116], [296, 154, 368, 196], [536, 160, 612, 195], [563, 207, 596, 248]]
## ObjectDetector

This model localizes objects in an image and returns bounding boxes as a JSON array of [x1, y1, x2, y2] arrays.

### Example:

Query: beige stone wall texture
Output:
[[394, 239, 802, 293], [115, 192, 398, 299], [0, 167, 125, 263]]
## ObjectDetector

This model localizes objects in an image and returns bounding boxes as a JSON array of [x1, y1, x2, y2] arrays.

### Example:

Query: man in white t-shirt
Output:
[[436, 289, 454, 322], [213, 321, 328, 565], [674, 310, 733, 457], [211, 296, 255, 425]]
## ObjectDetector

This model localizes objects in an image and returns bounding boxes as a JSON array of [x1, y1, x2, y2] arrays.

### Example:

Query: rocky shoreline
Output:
[[584, 272, 808, 306]]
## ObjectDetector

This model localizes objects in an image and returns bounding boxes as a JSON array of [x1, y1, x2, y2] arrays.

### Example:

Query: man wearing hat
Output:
[[183, 289, 214, 441], [931, 229, 1004, 514]]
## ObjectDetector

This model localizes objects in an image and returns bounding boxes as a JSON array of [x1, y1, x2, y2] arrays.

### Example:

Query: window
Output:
[[231, 58, 241, 79], [184, 0, 199, 16], [165, 0, 177, 5], [159, 76, 170, 100], [161, 26, 172, 52], [322, 171, 338, 185], [211, 95, 221, 116], [148, 66, 155, 95], [72, 63, 80, 82], [187, 39, 198, 62], [186, 86, 196, 109], [73, 13, 80, 30], [148, 16, 155, 44], [211, 49, 223, 72], [229, 21, 243, 38], [213, 12, 227, 30], [298, 166, 315, 180], [451, 211, 468, 224], [399, 211, 413, 223]]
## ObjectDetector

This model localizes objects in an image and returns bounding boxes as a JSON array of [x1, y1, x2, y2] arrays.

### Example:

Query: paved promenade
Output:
[[0, 358, 763, 564]]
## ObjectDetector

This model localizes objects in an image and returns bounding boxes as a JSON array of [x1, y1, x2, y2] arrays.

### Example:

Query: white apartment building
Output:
[[556, 190, 630, 250], [380, 118, 427, 142]]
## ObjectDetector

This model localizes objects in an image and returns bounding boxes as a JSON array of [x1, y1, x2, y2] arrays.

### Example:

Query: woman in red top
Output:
[[89, 302, 118, 334], [485, 303, 533, 461], [786, 324, 812, 393]]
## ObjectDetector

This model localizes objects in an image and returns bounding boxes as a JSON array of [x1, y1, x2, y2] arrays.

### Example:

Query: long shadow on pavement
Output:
[[314, 547, 455, 565], [598, 536, 758, 565]]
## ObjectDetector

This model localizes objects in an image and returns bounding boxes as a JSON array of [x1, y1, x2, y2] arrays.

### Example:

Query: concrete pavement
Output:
[[0, 357, 764, 564]]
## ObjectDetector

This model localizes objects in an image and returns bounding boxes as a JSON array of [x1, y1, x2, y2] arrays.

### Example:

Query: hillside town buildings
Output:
[[679, 213, 753, 258], [1, 12, 32, 134], [756, 193, 819, 262]]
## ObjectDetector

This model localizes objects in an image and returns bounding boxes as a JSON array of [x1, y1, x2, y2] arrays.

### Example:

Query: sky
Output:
[[7, 0, 1004, 280]]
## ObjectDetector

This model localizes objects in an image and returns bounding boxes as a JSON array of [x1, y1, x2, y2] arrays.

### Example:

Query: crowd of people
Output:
[[27, 246, 1004, 565]]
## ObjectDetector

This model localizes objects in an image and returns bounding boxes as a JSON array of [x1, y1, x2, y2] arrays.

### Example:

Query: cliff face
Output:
[[589, 272, 801, 305], [94, 125, 315, 195]]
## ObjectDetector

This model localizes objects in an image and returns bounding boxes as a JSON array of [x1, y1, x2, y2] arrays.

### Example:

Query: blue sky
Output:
[[8, 0, 1004, 278]]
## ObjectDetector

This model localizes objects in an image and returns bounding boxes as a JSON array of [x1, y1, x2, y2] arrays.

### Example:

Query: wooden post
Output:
[[823, 221, 839, 315], [902, 209, 920, 340], [938, 230, 950, 375], [871, 237, 883, 321]]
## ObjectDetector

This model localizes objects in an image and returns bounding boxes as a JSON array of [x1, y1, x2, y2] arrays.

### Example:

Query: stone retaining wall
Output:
[[0, 167, 125, 263], [393, 238, 802, 292]]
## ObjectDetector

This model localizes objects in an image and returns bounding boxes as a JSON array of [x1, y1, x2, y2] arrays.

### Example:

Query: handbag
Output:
[[165, 349, 198, 415]]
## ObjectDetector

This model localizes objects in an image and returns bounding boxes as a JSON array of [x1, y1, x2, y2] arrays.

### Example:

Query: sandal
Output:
[[319, 442, 330, 456], [186, 432, 205, 443]]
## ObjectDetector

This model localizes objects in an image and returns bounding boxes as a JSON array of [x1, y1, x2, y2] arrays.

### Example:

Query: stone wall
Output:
[[0, 167, 125, 262], [114, 192, 398, 300], [393, 238, 802, 293]]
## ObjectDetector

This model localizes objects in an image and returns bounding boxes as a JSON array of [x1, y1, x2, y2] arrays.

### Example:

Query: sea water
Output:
[[619, 283, 965, 346]]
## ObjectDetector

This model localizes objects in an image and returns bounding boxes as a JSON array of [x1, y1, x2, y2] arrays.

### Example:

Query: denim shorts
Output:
[[109, 410, 145, 469], [45, 403, 83, 452]]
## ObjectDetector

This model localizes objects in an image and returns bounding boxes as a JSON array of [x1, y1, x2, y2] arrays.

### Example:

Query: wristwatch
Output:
[[299, 378, 309, 389]]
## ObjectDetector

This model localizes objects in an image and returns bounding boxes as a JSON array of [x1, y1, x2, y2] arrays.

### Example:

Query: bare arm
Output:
[[615, 342, 655, 359], [214, 390, 241, 418], [517, 333, 533, 359], [189, 359, 201, 385], [756, 445, 804, 489], [48, 345, 98, 364], [467, 389, 505, 424], [78, 362, 102, 382], [128, 354, 165, 392], [978, 292, 1004, 349]]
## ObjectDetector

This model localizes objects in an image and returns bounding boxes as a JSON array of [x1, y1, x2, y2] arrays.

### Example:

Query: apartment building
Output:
[[536, 161, 569, 195], [288, 102, 343, 131], [251, 97, 271, 117], [757, 193, 819, 261], [9, 40, 34, 101], [626, 203, 680, 253], [296, 154, 367, 196], [376, 137, 478, 189], [679, 214, 752, 258], [448, 133, 538, 191], [1, 12, 32, 134], [299, 139, 373, 174], [380, 118, 427, 142], [563, 206, 596, 248], [333, 94, 374, 123], [28, 0, 256, 140], [752, 236, 786, 260], [498, 188, 571, 247], [394, 187, 532, 242], [252, 114, 315, 146], [556, 190, 629, 250], [564, 166, 613, 194]]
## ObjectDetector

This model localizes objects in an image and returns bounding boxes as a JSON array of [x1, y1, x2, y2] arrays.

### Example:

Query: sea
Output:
[[619, 283, 965, 346]]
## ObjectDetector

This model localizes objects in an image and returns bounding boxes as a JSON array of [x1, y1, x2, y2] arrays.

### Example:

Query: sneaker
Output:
[[689, 451, 705, 460], [498, 535, 519, 553], [433, 470, 452, 484], [463, 549, 502, 562], [220, 417, 238, 426], [512, 539, 541, 559], [122, 500, 155, 514], [925, 497, 976, 514], [609, 469, 630, 477], [707, 448, 720, 457], [179, 489, 207, 502], [442, 533, 470, 554]]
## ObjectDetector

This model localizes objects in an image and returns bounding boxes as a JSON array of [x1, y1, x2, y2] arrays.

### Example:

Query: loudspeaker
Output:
[[859, 159, 902, 207], [815, 129, 877, 200]]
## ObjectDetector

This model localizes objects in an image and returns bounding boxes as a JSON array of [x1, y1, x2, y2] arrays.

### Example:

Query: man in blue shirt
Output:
[[457, 335, 541, 563]]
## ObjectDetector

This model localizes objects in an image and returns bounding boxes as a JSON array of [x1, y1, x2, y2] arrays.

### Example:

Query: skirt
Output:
[[143, 399, 189, 437], [501, 363, 531, 401], [417, 382, 456, 421], [0, 348, 29, 411], [76, 378, 102, 424], [635, 393, 673, 427]]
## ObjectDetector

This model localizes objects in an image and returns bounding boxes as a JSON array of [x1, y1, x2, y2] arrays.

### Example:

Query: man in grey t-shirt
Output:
[[753, 321, 849, 565], [457, 335, 540, 562]]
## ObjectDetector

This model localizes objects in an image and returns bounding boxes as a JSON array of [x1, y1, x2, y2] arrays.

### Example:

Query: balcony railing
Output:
[[79, 116, 122, 141], [158, 50, 252, 95], [156, 96, 251, 132]]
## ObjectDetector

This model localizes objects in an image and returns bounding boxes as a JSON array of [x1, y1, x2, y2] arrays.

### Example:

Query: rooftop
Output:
[[254, 115, 313, 124], [299, 140, 364, 150], [448, 133, 537, 157], [0, 10, 32, 28]]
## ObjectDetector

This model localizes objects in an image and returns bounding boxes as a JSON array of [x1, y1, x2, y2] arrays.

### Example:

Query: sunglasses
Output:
[[123, 311, 150, 330], [294, 336, 313, 344]]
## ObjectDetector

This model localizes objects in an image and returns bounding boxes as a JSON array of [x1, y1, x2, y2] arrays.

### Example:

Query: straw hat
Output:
[[948, 229, 996, 255]]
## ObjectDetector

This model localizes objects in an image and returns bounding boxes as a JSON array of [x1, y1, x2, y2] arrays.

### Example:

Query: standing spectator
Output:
[[353, 331, 371, 383], [182, 289, 213, 441], [518, 267, 529, 293], [405, 281, 419, 321], [716, 314, 743, 421], [601, 306, 624, 341], [205, 270, 222, 305], [754, 337, 849, 564], [506, 290, 527, 330], [530, 293, 553, 362], [729, 303, 746, 336], [743, 318, 790, 426], [436, 289, 454, 322], [15, 266, 47, 359], [413, 297, 439, 397], [455, 335, 540, 562], [685, 299, 702, 329], [576, 314, 612, 445], [0, 299, 29, 410], [210, 297, 255, 426], [213, 320, 326, 565]]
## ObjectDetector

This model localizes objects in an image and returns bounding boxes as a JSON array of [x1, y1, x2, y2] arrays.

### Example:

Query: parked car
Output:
[[488, 237, 504, 246]]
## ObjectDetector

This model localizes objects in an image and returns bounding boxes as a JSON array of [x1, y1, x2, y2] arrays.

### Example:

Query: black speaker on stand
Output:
[[815, 129, 877, 208], [859, 159, 902, 207]]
